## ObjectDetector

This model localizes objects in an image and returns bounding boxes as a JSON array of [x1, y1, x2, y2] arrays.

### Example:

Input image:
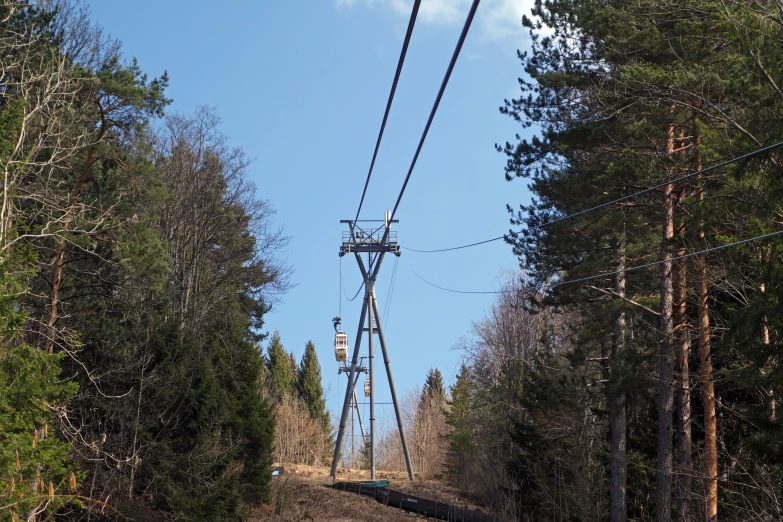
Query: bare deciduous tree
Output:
[[156, 108, 290, 333]]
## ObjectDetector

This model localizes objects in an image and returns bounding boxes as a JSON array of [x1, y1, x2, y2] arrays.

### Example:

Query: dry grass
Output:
[[249, 464, 494, 522]]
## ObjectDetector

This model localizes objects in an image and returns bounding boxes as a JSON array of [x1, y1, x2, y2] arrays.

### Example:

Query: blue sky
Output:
[[86, 0, 535, 418]]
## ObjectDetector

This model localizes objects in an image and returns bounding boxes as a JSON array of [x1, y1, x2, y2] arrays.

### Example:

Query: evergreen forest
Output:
[[0, 2, 335, 520], [5, 1, 783, 521], [437, 1, 783, 521]]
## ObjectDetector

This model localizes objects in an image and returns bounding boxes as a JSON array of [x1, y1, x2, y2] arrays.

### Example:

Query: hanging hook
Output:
[[332, 316, 342, 333]]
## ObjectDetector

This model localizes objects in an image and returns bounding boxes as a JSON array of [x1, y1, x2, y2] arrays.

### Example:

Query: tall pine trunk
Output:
[[610, 230, 628, 522], [45, 153, 95, 353], [674, 132, 692, 522], [656, 122, 676, 522], [45, 242, 65, 353], [692, 130, 717, 522], [673, 196, 692, 521]]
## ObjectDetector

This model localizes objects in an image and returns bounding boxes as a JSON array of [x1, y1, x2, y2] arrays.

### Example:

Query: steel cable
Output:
[[354, 0, 422, 223], [413, 228, 783, 293], [387, 0, 481, 226], [404, 140, 783, 253]]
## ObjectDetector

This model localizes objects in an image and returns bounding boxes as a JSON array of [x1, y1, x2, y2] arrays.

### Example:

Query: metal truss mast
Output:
[[330, 213, 414, 481]]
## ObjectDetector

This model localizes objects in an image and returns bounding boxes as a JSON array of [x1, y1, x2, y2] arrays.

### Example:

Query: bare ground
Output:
[[249, 464, 495, 522]]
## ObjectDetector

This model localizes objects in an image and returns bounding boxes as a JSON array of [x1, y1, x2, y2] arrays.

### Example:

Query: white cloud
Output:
[[479, 0, 529, 42], [336, 0, 533, 43], [337, 0, 470, 25]]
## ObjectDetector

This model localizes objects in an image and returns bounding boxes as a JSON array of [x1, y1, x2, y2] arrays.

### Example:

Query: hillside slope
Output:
[[250, 465, 495, 521]]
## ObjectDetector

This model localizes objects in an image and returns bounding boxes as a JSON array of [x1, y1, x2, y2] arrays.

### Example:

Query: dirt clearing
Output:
[[249, 464, 494, 521]]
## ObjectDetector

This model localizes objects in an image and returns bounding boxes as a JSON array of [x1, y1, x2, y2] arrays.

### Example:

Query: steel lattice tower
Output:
[[330, 213, 414, 481]]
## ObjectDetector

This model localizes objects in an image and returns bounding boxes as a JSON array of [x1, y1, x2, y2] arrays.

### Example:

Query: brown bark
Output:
[[44, 152, 95, 353], [45, 243, 66, 354], [693, 132, 717, 522], [610, 232, 627, 522], [674, 131, 692, 521], [656, 122, 676, 522], [673, 213, 692, 521], [695, 245, 716, 522]]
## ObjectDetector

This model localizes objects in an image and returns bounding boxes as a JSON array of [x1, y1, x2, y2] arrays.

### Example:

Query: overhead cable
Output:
[[382, 256, 399, 326], [404, 140, 783, 253], [346, 282, 364, 301], [413, 228, 783, 294], [405, 235, 504, 252], [553, 228, 783, 288], [354, 0, 422, 223], [413, 270, 513, 294], [341, 257, 365, 301], [339, 257, 342, 316], [387, 0, 481, 226]]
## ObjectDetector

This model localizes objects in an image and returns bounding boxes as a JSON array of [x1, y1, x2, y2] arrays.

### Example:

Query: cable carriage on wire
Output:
[[333, 316, 348, 362], [364, 378, 371, 397]]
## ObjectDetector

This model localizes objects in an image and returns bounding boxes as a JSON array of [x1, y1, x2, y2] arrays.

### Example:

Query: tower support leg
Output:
[[372, 295, 415, 480], [367, 283, 376, 479]]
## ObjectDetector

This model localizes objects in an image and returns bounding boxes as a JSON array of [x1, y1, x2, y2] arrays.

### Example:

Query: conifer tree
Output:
[[0, 246, 80, 519], [266, 332, 296, 401], [498, 1, 769, 519], [445, 364, 474, 489], [0, 3, 286, 519], [413, 367, 448, 475], [297, 341, 330, 432], [422, 367, 446, 402]]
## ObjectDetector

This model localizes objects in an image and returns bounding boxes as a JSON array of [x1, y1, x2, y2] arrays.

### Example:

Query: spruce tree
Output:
[[0, 248, 80, 519], [297, 341, 331, 432], [422, 367, 446, 402], [266, 332, 296, 401], [0, 4, 286, 520], [445, 364, 474, 488]]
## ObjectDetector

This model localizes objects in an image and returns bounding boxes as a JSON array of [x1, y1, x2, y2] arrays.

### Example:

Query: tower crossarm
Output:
[[339, 219, 401, 257], [339, 366, 368, 374]]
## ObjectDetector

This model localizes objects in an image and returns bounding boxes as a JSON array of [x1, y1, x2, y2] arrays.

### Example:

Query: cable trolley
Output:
[[333, 316, 348, 362]]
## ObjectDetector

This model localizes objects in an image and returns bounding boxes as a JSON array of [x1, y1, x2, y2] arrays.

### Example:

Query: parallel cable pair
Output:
[[347, 0, 482, 315], [342, 1, 421, 312], [353, 0, 422, 223], [354, 0, 482, 225], [386, 0, 481, 226]]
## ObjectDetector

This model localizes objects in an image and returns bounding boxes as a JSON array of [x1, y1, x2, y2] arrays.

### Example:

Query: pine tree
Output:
[[499, 1, 770, 519], [297, 341, 331, 432]]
